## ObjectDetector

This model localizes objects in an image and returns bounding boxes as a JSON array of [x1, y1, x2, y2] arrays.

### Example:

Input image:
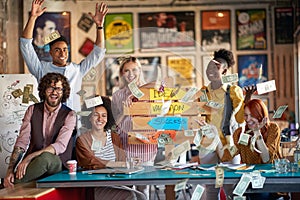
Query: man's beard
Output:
[[46, 96, 62, 107]]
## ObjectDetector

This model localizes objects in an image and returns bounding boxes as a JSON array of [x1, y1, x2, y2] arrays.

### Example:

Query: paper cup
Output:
[[67, 160, 77, 174]]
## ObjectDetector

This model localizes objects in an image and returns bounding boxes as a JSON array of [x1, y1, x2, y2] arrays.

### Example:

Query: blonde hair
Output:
[[118, 56, 146, 89]]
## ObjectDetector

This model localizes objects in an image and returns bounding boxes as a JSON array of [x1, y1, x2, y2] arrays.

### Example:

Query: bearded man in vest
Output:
[[4, 72, 76, 188]]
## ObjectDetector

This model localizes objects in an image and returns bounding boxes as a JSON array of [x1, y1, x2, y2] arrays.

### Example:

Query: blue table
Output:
[[36, 164, 300, 193]]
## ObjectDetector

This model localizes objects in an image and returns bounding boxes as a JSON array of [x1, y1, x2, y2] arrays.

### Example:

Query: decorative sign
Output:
[[236, 9, 267, 50], [147, 116, 188, 130], [148, 88, 186, 100], [105, 13, 134, 53], [77, 13, 94, 33], [150, 102, 191, 115]]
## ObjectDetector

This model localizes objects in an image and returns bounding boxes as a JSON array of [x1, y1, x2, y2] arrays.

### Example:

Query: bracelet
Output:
[[97, 26, 103, 30]]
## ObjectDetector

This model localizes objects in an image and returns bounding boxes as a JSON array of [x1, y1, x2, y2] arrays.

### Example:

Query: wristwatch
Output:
[[257, 135, 263, 141]]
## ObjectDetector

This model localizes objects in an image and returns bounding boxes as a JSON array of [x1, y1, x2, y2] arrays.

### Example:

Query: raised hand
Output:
[[243, 85, 257, 103], [31, 0, 47, 17], [89, 2, 108, 27]]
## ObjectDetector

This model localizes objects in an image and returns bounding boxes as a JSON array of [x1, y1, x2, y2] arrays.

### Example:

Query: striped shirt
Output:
[[93, 130, 116, 161], [112, 87, 157, 164]]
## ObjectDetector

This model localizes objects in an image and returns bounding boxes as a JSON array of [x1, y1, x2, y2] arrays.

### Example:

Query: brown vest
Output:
[[26, 102, 75, 168]]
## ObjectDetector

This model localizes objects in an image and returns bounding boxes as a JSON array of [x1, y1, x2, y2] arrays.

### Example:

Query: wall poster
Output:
[[32, 12, 71, 62], [105, 56, 161, 95], [104, 13, 134, 54], [237, 54, 268, 88], [201, 10, 231, 51], [167, 55, 196, 87], [0, 74, 39, 178], [138, 11, 195, 52], [236, 9, 267, 50], [274, 7, 294, 44]]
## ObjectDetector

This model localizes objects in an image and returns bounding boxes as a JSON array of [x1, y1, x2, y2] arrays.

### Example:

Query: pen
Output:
[[106, 174, 126, 178], [175, 171, 189, 174]]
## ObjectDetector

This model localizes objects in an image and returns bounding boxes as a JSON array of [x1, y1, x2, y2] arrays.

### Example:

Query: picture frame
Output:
[[138, 11, 195, 52], [32, 12, 71, 62], [236, 9, 267, 50], [274, 7, 294, 44], [104, 13, 134, 54], [166, 55, 196, 87], [79, 38, 94, 57], [201, 10, 231, 51], [237, 54, 268, 88]]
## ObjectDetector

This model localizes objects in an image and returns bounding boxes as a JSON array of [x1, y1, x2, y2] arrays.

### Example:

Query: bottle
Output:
[[294, 150, 300, 168]]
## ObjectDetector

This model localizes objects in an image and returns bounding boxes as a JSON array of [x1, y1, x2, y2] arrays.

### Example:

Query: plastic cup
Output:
[[67, 160, 77, 175]]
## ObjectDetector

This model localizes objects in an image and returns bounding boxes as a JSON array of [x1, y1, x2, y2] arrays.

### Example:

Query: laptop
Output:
[[82, 166, 145, 175]]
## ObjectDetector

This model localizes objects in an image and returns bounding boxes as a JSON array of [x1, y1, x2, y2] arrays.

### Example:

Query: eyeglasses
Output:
[[46, 86, 64, 94]]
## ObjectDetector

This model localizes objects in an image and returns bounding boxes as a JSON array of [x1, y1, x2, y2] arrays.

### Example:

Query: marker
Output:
[[175, 171, 189, 174], [106, 174, 125, 178]]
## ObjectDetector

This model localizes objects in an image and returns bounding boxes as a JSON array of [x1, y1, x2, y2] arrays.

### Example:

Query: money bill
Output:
[[181, 87, 199, 102], [251, 171, 265, 189], [206, 100, 223, 109], [238, 133, 251, 146], [229, 145, 238, 157], [199, 89, 208, 102], [221, 73, 239, 84], [43, 30, 61, 45], [160, 100, 172, 116], [193, 129, 202, 147], [128, 81, 144, 99], [135, 132, 150, 143], [256, 80, 276, 95], [171, 140, 191, 160], [184, 129, 195, 137], [76, 111, 92, 116], [215, 167, 224, 188], [85, 96, 103, 109], [201, 125, 215, 139], [250, 136, 262, 154], [233, 196, 246, 200], [174, 179, 188, 192], [233, 173, 252, 196], [273, 105, 288, 119], [29, 93, 39, 103], [22, 86, 30, 104], [11, 89, 23, 98], [191, 184, 205, 200]]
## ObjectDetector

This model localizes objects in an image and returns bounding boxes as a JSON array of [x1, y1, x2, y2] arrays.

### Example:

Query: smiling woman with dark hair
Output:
[[76, 95, 146, 200]]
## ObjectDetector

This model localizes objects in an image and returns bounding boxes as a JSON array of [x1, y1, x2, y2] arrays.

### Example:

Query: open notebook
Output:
[[82, 166, 145, 175]]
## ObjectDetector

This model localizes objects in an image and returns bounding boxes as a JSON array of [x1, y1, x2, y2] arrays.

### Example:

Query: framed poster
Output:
[[138, 11, 195, 52], [274, 7, 294, 44], [104, 13, 134, 54], [167, 55, 196, 87], [32, 12, 71, 62], [238, 54, 268, 88], [201, 10, 231, 51], [104, 56, 161, 96], [236, 9, 267, 50]]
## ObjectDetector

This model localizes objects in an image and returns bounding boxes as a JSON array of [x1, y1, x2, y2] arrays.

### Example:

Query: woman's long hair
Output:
[[118, 56, 146, 89], [244, 98, 270, 137]]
